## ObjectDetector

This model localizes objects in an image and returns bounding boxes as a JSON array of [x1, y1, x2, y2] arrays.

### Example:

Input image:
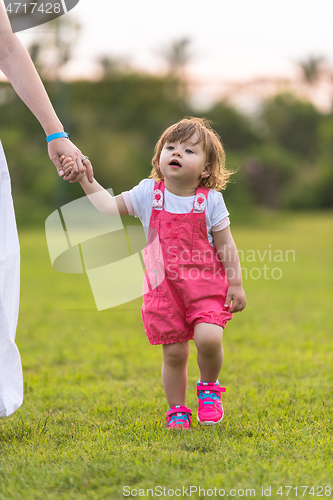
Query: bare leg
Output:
[[162, 341, 190, 407], [194, 323, 223, 383]]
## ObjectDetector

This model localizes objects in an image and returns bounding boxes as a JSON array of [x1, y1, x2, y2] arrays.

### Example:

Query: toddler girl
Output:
[[61, 117, 246, 430]]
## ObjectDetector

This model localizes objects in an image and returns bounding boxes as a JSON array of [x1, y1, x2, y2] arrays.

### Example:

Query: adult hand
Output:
[[48, 137, 93, 183]]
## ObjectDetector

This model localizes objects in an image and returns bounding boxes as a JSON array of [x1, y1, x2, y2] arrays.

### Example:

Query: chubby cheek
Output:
[[157, 160, 164, 176]]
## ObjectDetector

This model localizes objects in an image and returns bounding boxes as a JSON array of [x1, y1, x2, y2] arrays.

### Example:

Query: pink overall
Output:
[[142, 180, 232, 345]]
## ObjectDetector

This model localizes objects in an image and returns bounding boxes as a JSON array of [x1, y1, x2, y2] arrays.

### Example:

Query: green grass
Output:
[[0, 211, 332, 499]]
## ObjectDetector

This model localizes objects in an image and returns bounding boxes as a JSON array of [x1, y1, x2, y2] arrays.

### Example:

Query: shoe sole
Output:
[[167, 427, 191, 431], [197, 414, 223, 426]]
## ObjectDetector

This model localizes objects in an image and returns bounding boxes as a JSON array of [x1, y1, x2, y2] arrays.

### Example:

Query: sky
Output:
[[12, 0, 333, 108]]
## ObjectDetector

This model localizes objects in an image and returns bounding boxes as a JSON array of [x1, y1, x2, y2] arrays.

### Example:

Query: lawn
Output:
[[0, 211, 332, 499]]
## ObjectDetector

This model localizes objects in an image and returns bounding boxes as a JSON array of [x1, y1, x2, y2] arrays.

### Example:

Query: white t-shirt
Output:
[[122, 178, 230, 246]]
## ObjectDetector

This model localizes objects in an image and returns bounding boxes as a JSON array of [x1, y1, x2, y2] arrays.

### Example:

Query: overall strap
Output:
[[152, 180, 165, 210], [191, 185, 210, 213]]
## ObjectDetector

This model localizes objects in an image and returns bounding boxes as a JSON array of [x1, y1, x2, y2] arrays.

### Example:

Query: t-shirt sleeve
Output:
[[211, 217, 230, 231], [210, 191, 229, 228], [122, 178, 154, 221]]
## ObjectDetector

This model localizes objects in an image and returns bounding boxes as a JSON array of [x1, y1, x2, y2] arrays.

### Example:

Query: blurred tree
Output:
[[298, 55, 325, 86], [243, 146, 296, 208], [316, 115, 333, 207], [98, 55, 132, 78], [284, 114, 333, 208], [261, 93, 321, 161], [203, 101, 262, 152], [159, 38, 192, 102], [161, 38, 191, 78], [297, 56, 333, 113], [28, 15, 81, 79]]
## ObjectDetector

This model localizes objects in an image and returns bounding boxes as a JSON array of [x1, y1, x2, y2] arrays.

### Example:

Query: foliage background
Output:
[[1, 19, 333, 226]]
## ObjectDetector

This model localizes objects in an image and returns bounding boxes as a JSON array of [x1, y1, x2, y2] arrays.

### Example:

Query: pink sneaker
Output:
[[166, 406, 192, 430], [197, 382, 226, 425]]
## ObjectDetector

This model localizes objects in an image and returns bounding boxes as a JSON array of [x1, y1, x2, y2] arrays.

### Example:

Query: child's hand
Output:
[[60, 155, 86, 183], [224, 285, 246, 313]]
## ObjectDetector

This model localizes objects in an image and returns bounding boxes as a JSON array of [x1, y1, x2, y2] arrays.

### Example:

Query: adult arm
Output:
[[0, 2, 93, 182]]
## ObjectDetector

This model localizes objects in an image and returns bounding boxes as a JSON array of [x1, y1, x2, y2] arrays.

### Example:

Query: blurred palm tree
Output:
[[162, 38, 191, 78], [297, 55, 333, 112], [159, 38, 192, 101], [298, 55, 325, 86], [98, 55, 132, 78], [28, 15, 81, 80]]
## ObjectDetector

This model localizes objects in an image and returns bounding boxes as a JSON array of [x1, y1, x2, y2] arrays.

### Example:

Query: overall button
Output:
[[173, 216, 178, 221], [172, 234, 177, 239]]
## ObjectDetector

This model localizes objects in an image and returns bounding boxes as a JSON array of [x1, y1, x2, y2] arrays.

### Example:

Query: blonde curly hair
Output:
[[149, 117, 231, 191]]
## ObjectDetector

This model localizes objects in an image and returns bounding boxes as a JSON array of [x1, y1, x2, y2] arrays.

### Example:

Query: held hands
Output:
[[224, 285, 246, 313], [60, 155, 87, 183], [48, 138, 93, 183]]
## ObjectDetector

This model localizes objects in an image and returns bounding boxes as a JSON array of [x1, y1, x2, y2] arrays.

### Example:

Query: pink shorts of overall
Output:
[[142, 180, 232, 345]]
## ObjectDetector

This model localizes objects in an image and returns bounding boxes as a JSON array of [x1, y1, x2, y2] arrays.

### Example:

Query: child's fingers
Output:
[[61, 160, 75, 180], [225, 293, 239, 312], [62, 158, 74, 165], [62, 164, 74, 180], [224, 292, 232, 310], [229, 296, 246, 313], [63, 162, 73, 171], [63, 169, 72, 177], [58, 156, 73, 178], [60, 156, 73, 165]]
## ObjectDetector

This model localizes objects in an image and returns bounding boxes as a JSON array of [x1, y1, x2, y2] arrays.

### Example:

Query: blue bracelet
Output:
[[46, 132, 70, 143]]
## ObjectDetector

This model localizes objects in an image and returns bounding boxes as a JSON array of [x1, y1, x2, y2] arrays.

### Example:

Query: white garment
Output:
[[122, 178, 230, 246], [0, 141, 23, 417]]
